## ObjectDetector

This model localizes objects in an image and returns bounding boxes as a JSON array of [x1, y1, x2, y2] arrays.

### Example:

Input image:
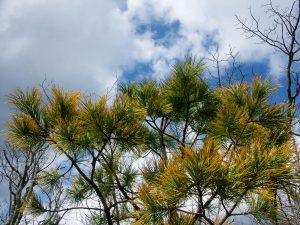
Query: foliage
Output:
[[3, 56, 298, 225], [132, 75, 296, 225], [25, 193, 46, 216]]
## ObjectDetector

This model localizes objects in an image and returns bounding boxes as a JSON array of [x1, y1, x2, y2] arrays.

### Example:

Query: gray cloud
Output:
[[0, 0, 145, 136]]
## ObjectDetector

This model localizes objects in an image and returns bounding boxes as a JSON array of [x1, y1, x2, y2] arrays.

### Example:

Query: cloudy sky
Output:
[[0, 0, 295, 223], [0, 0, 294, 129]]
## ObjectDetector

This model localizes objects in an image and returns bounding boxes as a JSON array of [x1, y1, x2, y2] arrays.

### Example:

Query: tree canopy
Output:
[[2, 56, 299, 225]]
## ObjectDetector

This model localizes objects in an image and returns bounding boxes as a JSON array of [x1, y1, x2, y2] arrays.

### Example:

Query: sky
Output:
[[0, 0, 296, 224], [0, 0, 294, 129]]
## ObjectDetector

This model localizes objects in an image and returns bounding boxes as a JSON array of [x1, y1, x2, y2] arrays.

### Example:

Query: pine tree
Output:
[[133, 76, 296, 225], [4, 57, 297, 224]]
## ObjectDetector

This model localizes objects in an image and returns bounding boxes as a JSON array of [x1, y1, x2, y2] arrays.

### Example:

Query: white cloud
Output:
[[126, 0, 294, 78], [0, 0, 140, 94], [0, 0, 293, 95]]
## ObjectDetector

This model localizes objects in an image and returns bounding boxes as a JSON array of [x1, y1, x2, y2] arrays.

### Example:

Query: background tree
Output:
[[206, 45, 247, 88], [236, 0, 300, 111], [0, 143, 55, 225]]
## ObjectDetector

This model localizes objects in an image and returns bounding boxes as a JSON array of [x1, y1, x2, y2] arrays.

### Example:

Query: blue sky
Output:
[[0, 0, 296, 223]]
